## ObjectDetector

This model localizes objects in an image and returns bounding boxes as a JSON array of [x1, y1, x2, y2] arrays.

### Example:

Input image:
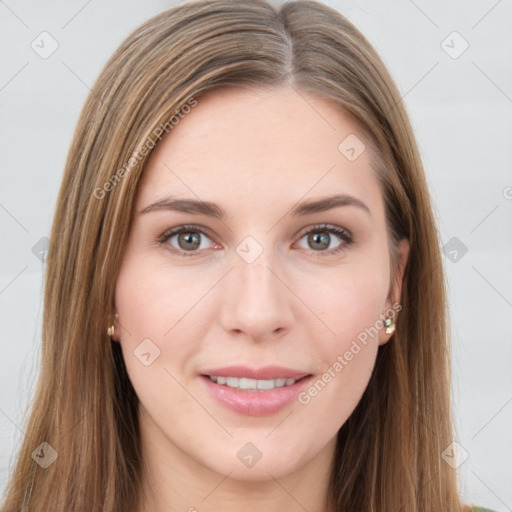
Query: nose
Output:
[[219, 256, 296, 342]]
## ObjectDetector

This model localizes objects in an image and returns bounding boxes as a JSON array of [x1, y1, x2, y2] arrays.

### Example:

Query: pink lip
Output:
[[199, 365, 310, 380], [199, 373, 314, 417]]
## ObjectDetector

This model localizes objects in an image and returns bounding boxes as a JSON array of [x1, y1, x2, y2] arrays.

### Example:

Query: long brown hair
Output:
[[1, 1, 474, 510]]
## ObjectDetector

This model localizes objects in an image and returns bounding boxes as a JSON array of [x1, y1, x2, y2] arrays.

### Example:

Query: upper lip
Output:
[[200, 365, 311, 381]]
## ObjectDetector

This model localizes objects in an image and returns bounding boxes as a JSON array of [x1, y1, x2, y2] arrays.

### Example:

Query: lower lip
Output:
[[200, 375, 313, 417]]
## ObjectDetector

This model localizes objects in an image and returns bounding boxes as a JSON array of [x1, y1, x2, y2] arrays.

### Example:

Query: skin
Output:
[[113, 85, 409, 512]]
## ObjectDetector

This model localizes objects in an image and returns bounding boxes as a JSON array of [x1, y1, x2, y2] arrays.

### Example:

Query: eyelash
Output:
[[157, 223, 354, 258]]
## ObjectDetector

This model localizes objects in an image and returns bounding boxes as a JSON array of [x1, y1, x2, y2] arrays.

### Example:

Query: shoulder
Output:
[[471, 507, 497, 512]]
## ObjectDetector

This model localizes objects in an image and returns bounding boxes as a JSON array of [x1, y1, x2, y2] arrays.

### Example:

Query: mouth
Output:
[[199, 372, 314, 417], [200, 374, 312, 392]]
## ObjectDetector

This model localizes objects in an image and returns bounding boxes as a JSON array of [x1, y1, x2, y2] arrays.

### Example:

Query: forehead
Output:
[[136, 86, 383, 220]]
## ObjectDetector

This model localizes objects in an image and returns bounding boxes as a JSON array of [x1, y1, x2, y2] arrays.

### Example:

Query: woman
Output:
[[0, 1, 495, 511]]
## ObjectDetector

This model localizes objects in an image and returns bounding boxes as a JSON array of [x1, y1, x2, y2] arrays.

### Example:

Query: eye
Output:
[[157, 223, 354, 257], [295, 224, 353, 256], [158, 224, 218, 256]]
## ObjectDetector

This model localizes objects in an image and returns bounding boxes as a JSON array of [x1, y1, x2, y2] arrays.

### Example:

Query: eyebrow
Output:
[[139, 194, 371, 219]]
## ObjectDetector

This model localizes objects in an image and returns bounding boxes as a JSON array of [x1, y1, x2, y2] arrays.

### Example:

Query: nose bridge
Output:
[[238, 258, 276, 299], [220, 248, 294, 338]]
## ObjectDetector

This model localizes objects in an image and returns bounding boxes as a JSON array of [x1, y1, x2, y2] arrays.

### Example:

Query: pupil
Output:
[[309, 232, 329, 250], [179, 232, 200, 250]]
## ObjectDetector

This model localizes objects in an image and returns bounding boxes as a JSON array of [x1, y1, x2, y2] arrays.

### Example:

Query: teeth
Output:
[[207, 375, 299, 390]]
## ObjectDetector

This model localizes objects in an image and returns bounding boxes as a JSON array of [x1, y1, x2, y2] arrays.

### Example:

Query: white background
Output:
[[1, 0, 511, 510]]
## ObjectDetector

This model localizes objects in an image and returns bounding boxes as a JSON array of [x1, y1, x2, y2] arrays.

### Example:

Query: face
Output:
[[113, 85, 409, 482]]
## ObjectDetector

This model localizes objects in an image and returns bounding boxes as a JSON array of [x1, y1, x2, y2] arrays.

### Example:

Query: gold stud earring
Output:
[[108, 313, 119, 338], [384, 316, 395, 335]]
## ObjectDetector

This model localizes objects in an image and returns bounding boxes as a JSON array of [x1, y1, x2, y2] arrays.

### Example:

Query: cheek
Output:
[[113, 256, 202, 420], [114, 252, 213, 393], [290, 283, 384, 439], [296, 259, 388, 404], [115, 252, 206, 339], [313, 259, 389, 345]]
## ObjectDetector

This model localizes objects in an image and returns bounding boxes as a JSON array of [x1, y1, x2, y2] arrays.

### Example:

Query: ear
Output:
[[378, 237, 410, 346], [112, 312, 120, 342]]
